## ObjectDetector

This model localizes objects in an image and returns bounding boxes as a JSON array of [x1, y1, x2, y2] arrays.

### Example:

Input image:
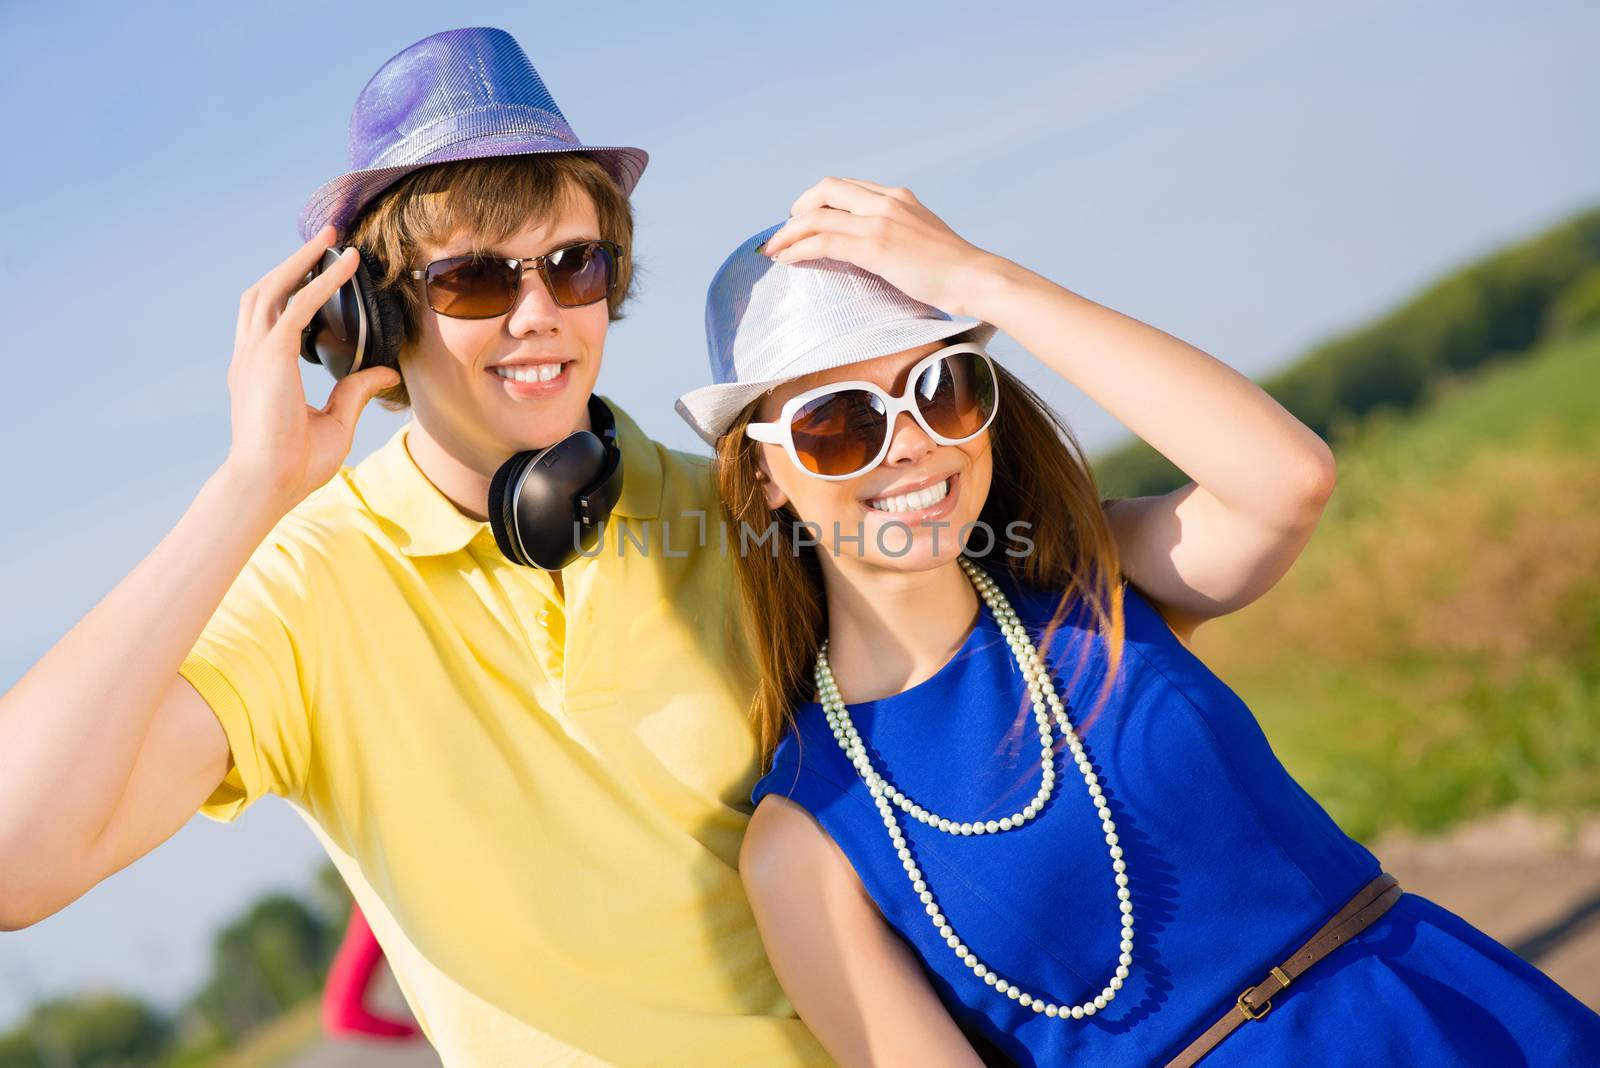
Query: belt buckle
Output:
[[1235, 984, 1273, 1021], [1236, 965, 1290, 1021]]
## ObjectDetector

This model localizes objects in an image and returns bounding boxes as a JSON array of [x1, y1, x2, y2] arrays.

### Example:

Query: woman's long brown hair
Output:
[[714, 337, 1129, 770]]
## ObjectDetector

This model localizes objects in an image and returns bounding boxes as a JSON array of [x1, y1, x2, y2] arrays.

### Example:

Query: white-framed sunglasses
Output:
[[745, 341, 1000, 480]]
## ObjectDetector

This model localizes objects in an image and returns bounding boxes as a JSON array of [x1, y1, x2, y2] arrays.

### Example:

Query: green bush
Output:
[[0, 994, 170, 1068]]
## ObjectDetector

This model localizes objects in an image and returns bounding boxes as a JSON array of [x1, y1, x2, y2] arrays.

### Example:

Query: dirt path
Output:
[[1368, 807, 1600, 1010]]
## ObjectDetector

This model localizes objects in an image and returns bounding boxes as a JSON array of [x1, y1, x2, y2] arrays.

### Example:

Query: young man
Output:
[[0, 28, 830, 1067]]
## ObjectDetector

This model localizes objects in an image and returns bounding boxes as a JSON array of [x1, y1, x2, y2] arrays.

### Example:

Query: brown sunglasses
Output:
[[407, 239, 623, 318]]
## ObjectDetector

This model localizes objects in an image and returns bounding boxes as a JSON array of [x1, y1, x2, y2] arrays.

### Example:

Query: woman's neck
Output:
[[819, 557, 981, 704]]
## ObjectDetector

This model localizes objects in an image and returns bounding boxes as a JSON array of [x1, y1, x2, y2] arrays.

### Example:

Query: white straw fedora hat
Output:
[[675, 221, 997, 447]]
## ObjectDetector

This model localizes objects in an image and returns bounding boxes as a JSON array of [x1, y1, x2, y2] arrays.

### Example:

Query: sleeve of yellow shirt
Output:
[[178, 517, 321, 824]]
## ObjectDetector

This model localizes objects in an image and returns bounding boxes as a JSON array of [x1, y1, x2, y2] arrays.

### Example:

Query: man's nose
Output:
[[505, 268, 563, 335]]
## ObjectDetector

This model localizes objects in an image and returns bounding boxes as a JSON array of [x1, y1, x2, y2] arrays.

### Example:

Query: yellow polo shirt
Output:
[[178, 397, 831, 1067]]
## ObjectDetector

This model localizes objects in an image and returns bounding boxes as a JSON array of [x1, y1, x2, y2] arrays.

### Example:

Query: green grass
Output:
[[1194, 328, 1600, 842]]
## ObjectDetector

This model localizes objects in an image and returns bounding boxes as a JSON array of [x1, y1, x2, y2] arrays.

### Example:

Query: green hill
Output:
[[1190, 326, 1600, 842]]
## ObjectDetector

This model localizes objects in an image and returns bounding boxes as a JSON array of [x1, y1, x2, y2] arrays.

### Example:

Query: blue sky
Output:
[[1, 0, 1596, 1027]]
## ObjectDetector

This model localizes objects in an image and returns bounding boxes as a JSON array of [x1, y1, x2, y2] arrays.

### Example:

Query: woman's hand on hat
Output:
[[222, 223, 402, 513], [759, 177, 1005, 318]]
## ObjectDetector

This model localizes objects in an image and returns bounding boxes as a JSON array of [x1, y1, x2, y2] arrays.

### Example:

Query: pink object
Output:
[[321, 903, 420, 1041]]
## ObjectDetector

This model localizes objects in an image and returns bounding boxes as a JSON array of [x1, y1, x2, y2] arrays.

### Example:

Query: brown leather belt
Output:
[[1163, 871, 1403, 1068]]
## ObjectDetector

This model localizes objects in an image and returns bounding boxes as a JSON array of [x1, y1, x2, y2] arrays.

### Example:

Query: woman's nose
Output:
[[882, 410, 935, 466]]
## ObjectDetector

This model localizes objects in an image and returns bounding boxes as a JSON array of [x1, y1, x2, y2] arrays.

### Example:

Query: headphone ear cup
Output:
[[351, 249, 406, 375], [488, 452, 533, 566], [484, 398, 624, 570]]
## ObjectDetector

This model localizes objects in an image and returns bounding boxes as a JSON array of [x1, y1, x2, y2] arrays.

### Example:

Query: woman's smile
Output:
[[861, 471, 962, 522]]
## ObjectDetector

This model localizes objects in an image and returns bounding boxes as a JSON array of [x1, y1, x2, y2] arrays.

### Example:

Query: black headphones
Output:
[[299, 246, 624, 570]]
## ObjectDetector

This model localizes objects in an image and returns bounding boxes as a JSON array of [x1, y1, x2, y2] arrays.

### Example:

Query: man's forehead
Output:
[[427, 198, 600, 257]]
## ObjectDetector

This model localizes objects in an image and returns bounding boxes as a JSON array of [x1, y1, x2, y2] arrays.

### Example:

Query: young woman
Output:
[[675, 177, 1600, 1066]]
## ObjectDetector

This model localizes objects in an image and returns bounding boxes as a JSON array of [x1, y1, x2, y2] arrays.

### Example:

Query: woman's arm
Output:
[[742, 796, 987, 1068], [0, 227, 398, 928], [960, 255, 1334, 642], [761, 178, 1338, 639]]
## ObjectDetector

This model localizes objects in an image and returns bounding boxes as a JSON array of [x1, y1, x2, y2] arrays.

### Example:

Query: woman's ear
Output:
[[754, 446, 789, 511]]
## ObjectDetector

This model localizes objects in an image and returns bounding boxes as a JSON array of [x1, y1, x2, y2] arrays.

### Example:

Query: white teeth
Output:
[[867, 478, 950, 514], [493, 363, 564, 383]]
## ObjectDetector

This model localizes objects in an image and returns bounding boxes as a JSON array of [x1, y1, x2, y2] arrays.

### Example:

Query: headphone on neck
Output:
[[299, 246, 625, 570]]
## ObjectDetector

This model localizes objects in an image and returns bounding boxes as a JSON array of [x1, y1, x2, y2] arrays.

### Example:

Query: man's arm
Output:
[[10, 675, 237, 928], [0, 226, 397, 929], [0, 467, 281, 929]]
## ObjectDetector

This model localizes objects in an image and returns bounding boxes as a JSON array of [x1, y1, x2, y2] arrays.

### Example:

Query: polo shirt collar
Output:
[[355, 394, 665, 558]]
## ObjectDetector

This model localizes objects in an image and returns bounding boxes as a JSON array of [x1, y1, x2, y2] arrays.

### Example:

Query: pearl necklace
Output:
[[813, 555, 1132, 1020]]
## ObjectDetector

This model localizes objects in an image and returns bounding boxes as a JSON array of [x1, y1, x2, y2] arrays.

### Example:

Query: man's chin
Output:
[[501, 392, 596, 453]]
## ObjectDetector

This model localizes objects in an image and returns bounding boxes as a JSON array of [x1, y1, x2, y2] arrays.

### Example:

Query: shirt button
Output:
[[536, 609, 551, 628]]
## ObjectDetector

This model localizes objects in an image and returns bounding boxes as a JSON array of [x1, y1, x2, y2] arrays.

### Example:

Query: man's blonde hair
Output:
[[343, 153, 638, 411]]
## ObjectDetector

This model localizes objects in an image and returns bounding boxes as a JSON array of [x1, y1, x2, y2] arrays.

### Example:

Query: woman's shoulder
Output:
[[742, 785, 825, 870], [740, 775, 864, 921], [1027, 565, 1257, 724], [981, 564, 1231, 722], [751, 707, 864, 810], [978, 562, 1091, 620], [993, 563, 1178, 649]]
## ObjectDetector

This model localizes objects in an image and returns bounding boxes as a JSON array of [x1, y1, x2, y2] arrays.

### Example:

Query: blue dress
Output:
[[751, 564, 1600, 1066]]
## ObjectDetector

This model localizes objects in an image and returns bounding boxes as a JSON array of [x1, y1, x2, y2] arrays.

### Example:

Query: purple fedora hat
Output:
[[297, 27, 649, 241]]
